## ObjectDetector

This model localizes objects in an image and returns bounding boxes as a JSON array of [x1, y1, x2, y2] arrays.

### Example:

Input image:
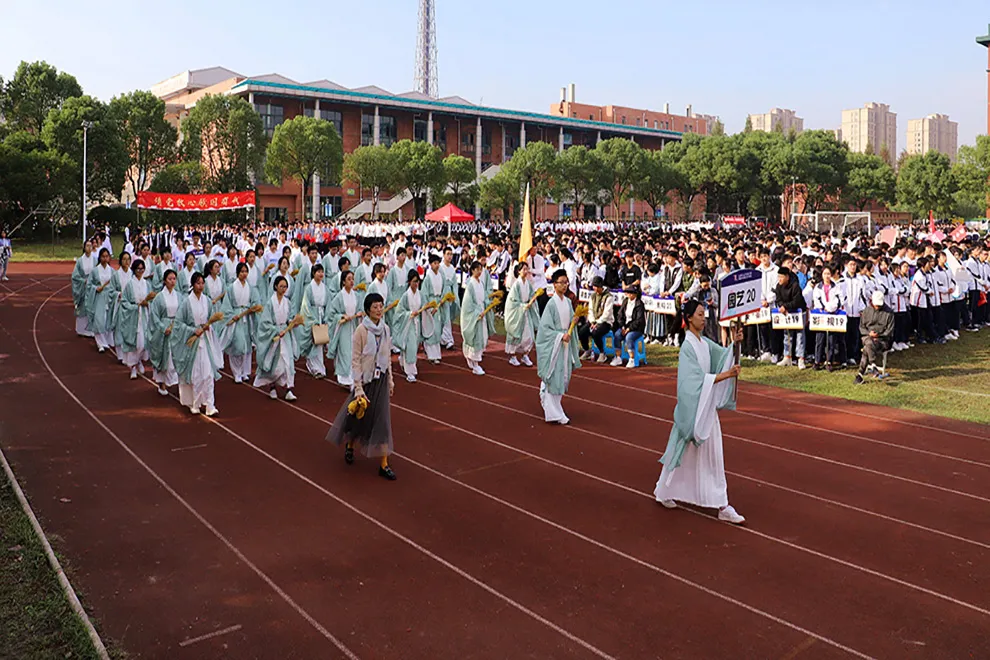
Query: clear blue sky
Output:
[[3, 0, 988, 148]]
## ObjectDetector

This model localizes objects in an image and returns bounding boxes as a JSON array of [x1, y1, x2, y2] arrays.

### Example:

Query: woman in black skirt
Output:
[[326, 292, 397, 480]]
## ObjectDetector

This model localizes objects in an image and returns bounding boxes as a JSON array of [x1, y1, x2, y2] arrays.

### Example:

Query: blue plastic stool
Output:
[[617, 333, 648, 366], [592, 331, 616, 358]]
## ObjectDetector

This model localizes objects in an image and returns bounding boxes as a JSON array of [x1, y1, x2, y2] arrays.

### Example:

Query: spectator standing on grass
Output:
[[536, 269, 581, 425], [854, 290, 894, 385], [773, 267, 808, 369], [654, 299, 745, 525]]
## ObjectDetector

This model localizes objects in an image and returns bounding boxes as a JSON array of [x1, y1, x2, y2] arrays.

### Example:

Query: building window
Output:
[[320, 196, 343, 220], [263, 207, 287, 224], [621, 116, 626, 124], [255, 103, 284, 138], [435, 123, 447, 152], [635, 118, 641, 126], [563, 132, 573, 147], [482, 129, 491, 156], [379, 115, 396, 146], [414, 118, 428, 142], [589, 114, 593, 120], [361, 114, 374, 146], [505, 133, 519, 159], [304, 107, 343, 140], [653, 120, 658, 129], [461, 130, 475, 153]]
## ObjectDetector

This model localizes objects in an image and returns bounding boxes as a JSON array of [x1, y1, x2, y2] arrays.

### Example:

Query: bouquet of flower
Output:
[[479, 299, 501, 320], [187, 311, 225, 346], [489, 290, 505, 301], [567, 303, 589, 335], [347, 395, 369, 419], [526, 287, 544, 309], [290, 268, 300, 277], [383, 299, 400, 313], [439, 292, 457, 306], [273, 314, 305, 342], [355, 282, 368, 292]]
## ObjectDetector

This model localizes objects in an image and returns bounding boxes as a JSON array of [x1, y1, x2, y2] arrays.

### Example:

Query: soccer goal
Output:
[[790, 211, 871, 235]]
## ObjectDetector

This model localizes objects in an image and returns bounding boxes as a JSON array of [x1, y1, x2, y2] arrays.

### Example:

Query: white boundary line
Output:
[[179, 623, 243, 647], [0, 276, 60, 303], [439, 361, 990, 504], [410, 377, 990, 551], [31, 286, 362, 660], [239, 367, 874, 659], [0, 443, 110, 660]]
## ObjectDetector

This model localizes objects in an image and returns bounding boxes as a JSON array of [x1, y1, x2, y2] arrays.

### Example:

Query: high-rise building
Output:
[[747, 108, 803, 134], [979, 24, 990, 135], [840, 103, 897, 159], [905, 114, 958, 162]]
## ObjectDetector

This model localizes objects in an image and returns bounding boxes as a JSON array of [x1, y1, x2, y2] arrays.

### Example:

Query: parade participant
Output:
[[244, 249, 265, 302], [86, 247, 115, 353], [109, 251, 133, 362], [393, 270, 431, 382], [654, 299, 745, 524], [328, 256, 350, 296], [326, 269, 363, 388], [117, 259, 155, 380], [297, 263, 330, 379], [296, 244, 322, 290], [253, 275, 300, 401], [503, 261, 539, 367], [170, 272, 223, 416], [326, 292, 397, 481], [148, 269, 179, 396], [535, 269, 581, 424], [420, 254, 446, 365], [440, 247, 459, 349], [204, 260, 226, 308], [460, 261, 490, 375], [368, 262, 390, 310], [270, 256, 297, 314], [177, 252, 198, 296], [222, 245, 240, 284], [321, 241, 341, 278], [220, 263, 261, 384], [152, 249, 174, 292], [72, 240, 97, 337]]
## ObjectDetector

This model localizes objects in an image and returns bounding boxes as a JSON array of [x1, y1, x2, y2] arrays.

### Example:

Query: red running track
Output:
[[2, 264, 989, 659]]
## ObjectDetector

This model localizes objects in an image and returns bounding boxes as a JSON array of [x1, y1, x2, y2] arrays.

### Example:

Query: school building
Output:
[[151, 67, 706, 223]]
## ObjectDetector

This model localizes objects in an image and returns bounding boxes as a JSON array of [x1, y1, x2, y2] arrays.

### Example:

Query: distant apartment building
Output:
[[747, 108, 803, 134], [840, 102, 897, 158], [549, 84, 710, 135], [905, 113, 958, 162]]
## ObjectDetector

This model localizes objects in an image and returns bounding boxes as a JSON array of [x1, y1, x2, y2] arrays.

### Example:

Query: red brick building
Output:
[[152, 68, 701, 224]]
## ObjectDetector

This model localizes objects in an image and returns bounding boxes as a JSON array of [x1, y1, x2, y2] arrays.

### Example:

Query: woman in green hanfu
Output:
[[535, 269, 581, 425], [109, 251, 133, 362], [176, 252, 198, 296], [393, 270, 433, 383], [117, 259, 156, 380], [220, 262, 261, 384], [86, 247, 115, 353], [504, 261, 540, 368], [253, 274, 300, 401], [654, 299, 746, 524], [269, 256, 298, 316], [439, 248, 459, 350], [148, 268, 180, 396], [152, 249, 175, 292], [326, 269, 363, 388], [71, 239, 97, 337], [459, 260, 489, 375], [170, 272, 223, 417], [296, 263, 330, 379], [420, 254, 446, 364]]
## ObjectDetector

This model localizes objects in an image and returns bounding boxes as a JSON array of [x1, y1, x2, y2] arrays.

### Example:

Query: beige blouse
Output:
[[351, 323, 395, 397]]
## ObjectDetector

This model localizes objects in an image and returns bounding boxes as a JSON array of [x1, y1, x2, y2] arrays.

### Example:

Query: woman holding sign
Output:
[[654, 299, 745, 525]]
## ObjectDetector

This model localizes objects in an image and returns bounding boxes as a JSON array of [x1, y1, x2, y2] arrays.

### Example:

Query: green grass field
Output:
[[0, 471, 110, 659], [641, 330, 990, 425], [9, 238, 116, 262]]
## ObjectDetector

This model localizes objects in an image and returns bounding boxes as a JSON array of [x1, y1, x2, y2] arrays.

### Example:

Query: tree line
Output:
[[2, 59, 988, 237]]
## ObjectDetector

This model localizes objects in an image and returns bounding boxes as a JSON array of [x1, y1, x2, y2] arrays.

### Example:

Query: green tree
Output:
[[660, 133, 704, 221], [633, 149, 679, 218], [595, 138, 646, 218], [438, 154, 478, 210], [792, 130, 849, 213], [953, 136, 990, 217], [556, 146, 605, 220], [896, 151, 957, 218], [265, 115, 344, 221], [343, 145, 397, 219], [0, 131, 70, 228], [42, 95, 129, 208], [743, 116, 753, 133], [479, 167, 522, 225], [0, 61, 83, 135], [709, 120, 726, 136], [109, 90, 179, 203], [149, 161, 204, 194], [501, 142, 559, 221], [181, 94, 265, 193], [843, 152, 895, 210], [388, 139, 444, 219]]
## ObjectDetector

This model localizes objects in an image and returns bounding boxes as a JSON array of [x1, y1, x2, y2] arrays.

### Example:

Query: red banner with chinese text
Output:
[[136, 191, 256, 211]]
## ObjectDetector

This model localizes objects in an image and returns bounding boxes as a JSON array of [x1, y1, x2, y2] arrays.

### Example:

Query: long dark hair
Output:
[[682, 298, 703, 320]]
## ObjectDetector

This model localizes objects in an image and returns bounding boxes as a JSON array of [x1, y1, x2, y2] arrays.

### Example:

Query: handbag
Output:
[[312, 323, 330, 346]]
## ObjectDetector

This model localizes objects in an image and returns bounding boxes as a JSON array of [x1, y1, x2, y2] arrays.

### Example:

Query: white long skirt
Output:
[[306, 347, 326, 377], [253, 339, 296, 390], [123, 319, 148, 367], [463, 323, 488, 364], [441, 319, 454, 346], [230, 353, 253, 381], [76, 316, 93, 337], [539, 381, 567, 422], [95, 330, 114, 350], [424, 343, 441, 361], [653, 416, 728, 509], [505, 318, 534, 355], [154, 352, 179, 387], [179, 342, 215, 411]]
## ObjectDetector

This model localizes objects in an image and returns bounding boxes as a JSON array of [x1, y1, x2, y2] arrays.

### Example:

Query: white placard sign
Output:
[[771, 309, 806, 330], [719, 306, 771, 327], [809, 311, 847, 333], [643, 296, 677, 315], [718, 269, 763, 322], [578, 288, 592, 302]]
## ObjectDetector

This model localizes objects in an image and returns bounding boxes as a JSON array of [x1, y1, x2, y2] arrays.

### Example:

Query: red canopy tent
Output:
[[425, 203, 474, 223]]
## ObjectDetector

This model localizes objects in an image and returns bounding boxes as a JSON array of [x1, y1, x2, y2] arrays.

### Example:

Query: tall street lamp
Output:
[[81, 120, 94, 242]]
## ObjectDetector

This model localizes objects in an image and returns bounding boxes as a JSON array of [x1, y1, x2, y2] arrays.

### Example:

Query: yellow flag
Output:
[[518, 182, 533, 262]]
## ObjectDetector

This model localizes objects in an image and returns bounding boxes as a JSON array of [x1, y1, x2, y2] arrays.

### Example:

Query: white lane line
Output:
[[439, 361, 990, 505], [411, 376, 990, 551], [171, 444, 208, 453], [249, 368, 874, 660], [482, 350, 990, 466], [179, 623, 243, 647], [32, 287, 361, 660]]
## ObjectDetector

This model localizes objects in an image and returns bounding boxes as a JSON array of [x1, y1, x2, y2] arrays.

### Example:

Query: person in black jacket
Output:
[[773, 267, 808, 368], [610, 285, 647, 368]]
